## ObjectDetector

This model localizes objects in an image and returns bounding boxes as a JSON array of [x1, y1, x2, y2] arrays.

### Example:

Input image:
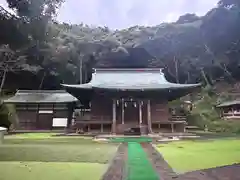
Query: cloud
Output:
[[0, 0, 219, 29], [58, 0, 219, 29], [0, 0, 15, 14]]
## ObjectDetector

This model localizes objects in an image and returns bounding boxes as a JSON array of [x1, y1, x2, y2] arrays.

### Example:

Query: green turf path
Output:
[[110, 137, 159, 180], [110, 137, 152, 143], [126, 142, 159, 180]]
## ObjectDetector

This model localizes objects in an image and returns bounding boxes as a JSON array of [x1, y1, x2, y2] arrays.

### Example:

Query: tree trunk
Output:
[[39, 72, 46, 90], [166, 67, 177, 80], [204, 44, 234, 80], [222, 63, 234, 80], [0, 68, 7, 95], [84, 69, 87, 83], [186, 71, 190, 84], [174, 56, 179, 83], [79, 58, 83, 84], [201, 68, 210, 86]]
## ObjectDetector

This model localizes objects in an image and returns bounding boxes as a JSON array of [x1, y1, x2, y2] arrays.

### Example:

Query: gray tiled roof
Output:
[[4, 90, 78, 103], [62, 68, 201, 91], [217, 100, 240, 108]]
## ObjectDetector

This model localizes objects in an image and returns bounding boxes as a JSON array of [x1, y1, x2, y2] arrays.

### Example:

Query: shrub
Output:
[[0, 103, 16, 129], [187, 87, 240, 134], [207, 121, 240, 133], [0, 113, 11, 129], [186, 114, 207, 129]]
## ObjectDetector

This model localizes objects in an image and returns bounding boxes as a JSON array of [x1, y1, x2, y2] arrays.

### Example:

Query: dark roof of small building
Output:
[[62, 68, 201, 91], [217, 100, 240, 108], [4, 90, 78, 104]]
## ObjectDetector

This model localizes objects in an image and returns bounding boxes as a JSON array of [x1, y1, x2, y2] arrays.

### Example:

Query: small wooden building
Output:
[[63, 68, 201, 135], [4, 90, 78, 130], [217, 100, 240, 120]]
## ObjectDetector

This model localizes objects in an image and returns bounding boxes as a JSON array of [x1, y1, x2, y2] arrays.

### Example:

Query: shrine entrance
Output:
[[115, 99, 149, 135]]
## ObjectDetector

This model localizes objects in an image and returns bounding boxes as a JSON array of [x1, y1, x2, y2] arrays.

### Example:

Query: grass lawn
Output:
[[0, 133, 118, 180], [157, 138, 240, 173], [0, 162, 105, 180]]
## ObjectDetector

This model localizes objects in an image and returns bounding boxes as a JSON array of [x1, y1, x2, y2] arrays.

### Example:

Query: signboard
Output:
[[38, 110, 53, 114], [52, 118, 68, 127]]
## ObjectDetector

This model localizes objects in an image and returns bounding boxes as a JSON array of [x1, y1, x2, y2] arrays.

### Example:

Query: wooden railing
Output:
[[223, 112, 240, 116], [171, 115, 187, 121]]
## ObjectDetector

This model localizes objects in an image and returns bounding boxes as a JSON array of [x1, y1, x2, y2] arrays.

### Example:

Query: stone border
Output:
[[142, 143, 177, 180], [101, 143, 128, 180]]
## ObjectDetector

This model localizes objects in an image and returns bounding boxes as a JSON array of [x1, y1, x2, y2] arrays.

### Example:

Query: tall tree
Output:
[[6, 0, 64, 41], [0, 44, 26, 94], [218, 0, 240, 8]]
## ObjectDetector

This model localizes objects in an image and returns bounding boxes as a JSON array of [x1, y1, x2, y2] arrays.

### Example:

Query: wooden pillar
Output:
[[147, 100, 152, 134], [183, 124, 186, 133], [171, 123, 174, 133], [121, 99, 125, 124], [139, 100, 142, 125], [36, 104, 40, 130], [66, 103, 75, 133], [112, 99, 117, 134], [101, 124, 103, 133]]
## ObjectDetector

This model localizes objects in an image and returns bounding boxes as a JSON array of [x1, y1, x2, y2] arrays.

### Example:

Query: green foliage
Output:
[[7, 0, 64, 19], [0, 113, 10, 128], [0, 104, 11, 128], [188, 87, 240, 133], [1, 0, 240, 88], [207, 121, 240, 133], [218, 0, 240, 8], [0, 92, 17, 128]]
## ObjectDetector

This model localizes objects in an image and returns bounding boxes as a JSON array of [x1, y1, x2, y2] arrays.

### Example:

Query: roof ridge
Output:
[[17, 90, 67, 94], [94, 68, 163, 72]]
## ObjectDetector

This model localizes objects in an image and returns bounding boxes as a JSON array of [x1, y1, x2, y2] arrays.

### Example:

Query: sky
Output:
[[0, 0, 219, 29]]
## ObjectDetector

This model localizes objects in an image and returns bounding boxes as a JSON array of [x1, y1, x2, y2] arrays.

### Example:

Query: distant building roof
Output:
[[62, 68, 201, 91], [217, 100, 240, 108], [4, 90, 78, 104]]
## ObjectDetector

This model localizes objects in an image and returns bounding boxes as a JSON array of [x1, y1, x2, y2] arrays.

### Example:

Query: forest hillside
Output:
[[0, 0, 240, 90], [0, 0, 240, 133]]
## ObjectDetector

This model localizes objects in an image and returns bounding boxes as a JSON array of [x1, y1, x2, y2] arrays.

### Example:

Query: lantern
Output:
[[134, 102, 137, 108]]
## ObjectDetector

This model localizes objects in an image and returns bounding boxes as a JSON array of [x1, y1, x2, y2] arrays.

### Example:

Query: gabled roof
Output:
[[217, 100, 240, 108], [4, 90, 78, 104], [62, 68, 201, 91]]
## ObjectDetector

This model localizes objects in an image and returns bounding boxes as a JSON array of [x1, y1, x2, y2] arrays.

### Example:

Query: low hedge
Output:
[[0, 113, 11, 129]]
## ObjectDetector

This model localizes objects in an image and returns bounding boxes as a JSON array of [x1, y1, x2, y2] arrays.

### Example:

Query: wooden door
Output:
[[124, 101, 139, 126], [37, 114, 53, 130]]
